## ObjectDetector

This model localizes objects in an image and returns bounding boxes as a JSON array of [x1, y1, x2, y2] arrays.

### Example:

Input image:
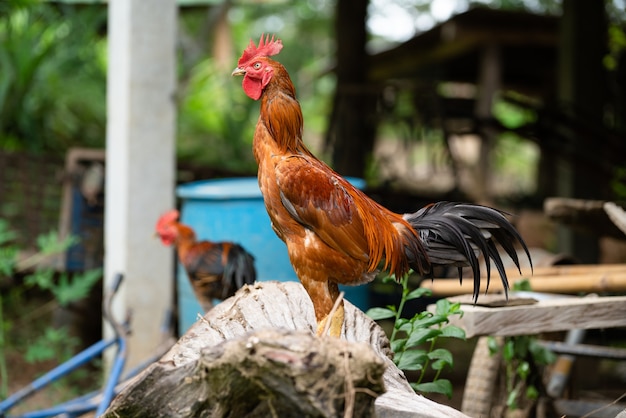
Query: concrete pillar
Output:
[[105, 0, 177, 368]]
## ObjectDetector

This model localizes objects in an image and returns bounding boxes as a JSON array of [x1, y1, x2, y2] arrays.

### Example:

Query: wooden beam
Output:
[[544, 197, 626, 239], [433, 296, 626, 338]]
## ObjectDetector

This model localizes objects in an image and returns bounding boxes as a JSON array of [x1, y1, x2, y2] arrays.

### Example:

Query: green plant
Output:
[[0, 1, 107, 154], [0, 219, 102, 399], [366, 273, 466, 398], [487, 335, 555, 410], [486, 279, 556, 411]]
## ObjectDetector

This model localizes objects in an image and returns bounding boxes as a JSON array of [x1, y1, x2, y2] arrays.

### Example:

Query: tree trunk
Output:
[[326, 0, 377, 178], [554, 0, 609, 263], [103, 281, 470, 418]]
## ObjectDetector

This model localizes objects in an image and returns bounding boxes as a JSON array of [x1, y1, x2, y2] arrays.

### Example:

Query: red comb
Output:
[[156, 209, 179, 231], [237, 34, 283, 66]]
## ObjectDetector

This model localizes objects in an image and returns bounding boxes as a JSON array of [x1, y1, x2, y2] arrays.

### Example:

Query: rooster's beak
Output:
[[231, 67, 245, 77]]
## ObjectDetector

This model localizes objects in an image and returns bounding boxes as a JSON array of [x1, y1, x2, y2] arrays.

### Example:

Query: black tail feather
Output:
[[223, 244, 257, 299], [403, 202, 532, 302]]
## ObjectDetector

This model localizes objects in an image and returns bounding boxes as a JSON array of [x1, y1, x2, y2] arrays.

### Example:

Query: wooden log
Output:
[[433, 295, 626, 338], [103, 281, 470, 418], [422, 273, 626, 296], [105, 328, 385, 417]]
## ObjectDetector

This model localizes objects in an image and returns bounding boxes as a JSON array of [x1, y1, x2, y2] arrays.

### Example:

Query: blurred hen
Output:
[[155, 209, 257, 312]]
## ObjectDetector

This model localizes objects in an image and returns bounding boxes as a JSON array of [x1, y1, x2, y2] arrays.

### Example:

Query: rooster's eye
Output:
[[253, 62, 262, 69]]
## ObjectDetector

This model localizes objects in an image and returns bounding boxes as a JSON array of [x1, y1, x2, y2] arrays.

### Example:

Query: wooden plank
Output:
[[434, 296, 626, 338], [422, 273, 626, 296]]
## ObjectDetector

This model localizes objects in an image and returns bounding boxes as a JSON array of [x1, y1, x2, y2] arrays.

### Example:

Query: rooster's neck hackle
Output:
[[258, 62, 308, 155], [174, 224, 197, 255]]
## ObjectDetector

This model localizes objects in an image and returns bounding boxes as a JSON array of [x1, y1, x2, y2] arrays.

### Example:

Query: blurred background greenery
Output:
[[0, 0, 624, 194]]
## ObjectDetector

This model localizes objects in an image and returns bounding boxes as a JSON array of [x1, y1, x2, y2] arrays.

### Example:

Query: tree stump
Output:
[[103, 281, 469, 418]]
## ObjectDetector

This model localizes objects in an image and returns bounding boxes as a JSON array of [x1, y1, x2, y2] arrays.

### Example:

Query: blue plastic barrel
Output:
[[176, 176, 369, 333]]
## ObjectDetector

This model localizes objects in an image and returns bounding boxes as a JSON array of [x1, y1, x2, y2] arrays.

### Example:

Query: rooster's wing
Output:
[[275, 155, 370, 263]]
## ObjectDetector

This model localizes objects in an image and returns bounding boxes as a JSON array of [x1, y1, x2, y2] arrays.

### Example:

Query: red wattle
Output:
[[242, 76, 262, 101]]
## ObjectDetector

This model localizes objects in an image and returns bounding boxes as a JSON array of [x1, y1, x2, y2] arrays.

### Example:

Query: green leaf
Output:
[[24, 327, 78, 363], [440, 325, 466, 339], [506, 387, 519, 409], [366, 307, 395, 320], [398, 321, 413, 333], [0, 220, 17, 246], [0, 247, 17, 276], [446, 302, 463, 315], [512, 278, 532, 291], [412, 314, 448, 329], [25, 269, 54, 290], [24, 340, 56, 363], [431, 358, 451, 371], [381, 274, 397, 284], [513, 335, 530, 358], [396, 349, 428, 370], [395, 317, 409, 329], [434, 298, 451, 315], [37, 231, 78, 255], [405, 287, 431, 301], [526, 384, 539, 400], [428, 348, 453, 364], [52, 269, 102, 307], [406, 328, 441, 347], [412, 379, 453, 398], [487, 336, 500, 355], [390, 338, 407, 353], [529, 339, 556, 365], [516, 360, 530, 380], [503, 339, 515, 361]]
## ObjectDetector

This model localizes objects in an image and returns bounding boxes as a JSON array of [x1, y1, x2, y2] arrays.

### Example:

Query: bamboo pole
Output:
[[477, 264, 626, 281], [423, 273, 626, 296], [521, 264, 626, 277]]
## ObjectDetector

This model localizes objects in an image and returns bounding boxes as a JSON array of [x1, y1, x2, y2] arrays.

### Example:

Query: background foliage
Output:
[[1, 0, 623, 186], [0, 0, 107, 154]]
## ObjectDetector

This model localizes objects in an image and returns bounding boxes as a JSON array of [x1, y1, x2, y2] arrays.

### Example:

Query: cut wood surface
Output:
[[433, 295, 626, 338], [104, 281, 470, 418]]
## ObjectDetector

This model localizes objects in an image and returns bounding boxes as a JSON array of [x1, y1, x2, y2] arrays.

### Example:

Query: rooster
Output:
[[232, 35, 531, 337], [155, 209, 257, 312]]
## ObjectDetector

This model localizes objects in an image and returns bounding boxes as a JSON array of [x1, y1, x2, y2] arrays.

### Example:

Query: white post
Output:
[[105, 0, 177, 368]]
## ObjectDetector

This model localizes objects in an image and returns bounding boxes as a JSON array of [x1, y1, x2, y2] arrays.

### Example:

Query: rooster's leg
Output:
[[300, 277, 344, 337], [317, 298, 344, 337]]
